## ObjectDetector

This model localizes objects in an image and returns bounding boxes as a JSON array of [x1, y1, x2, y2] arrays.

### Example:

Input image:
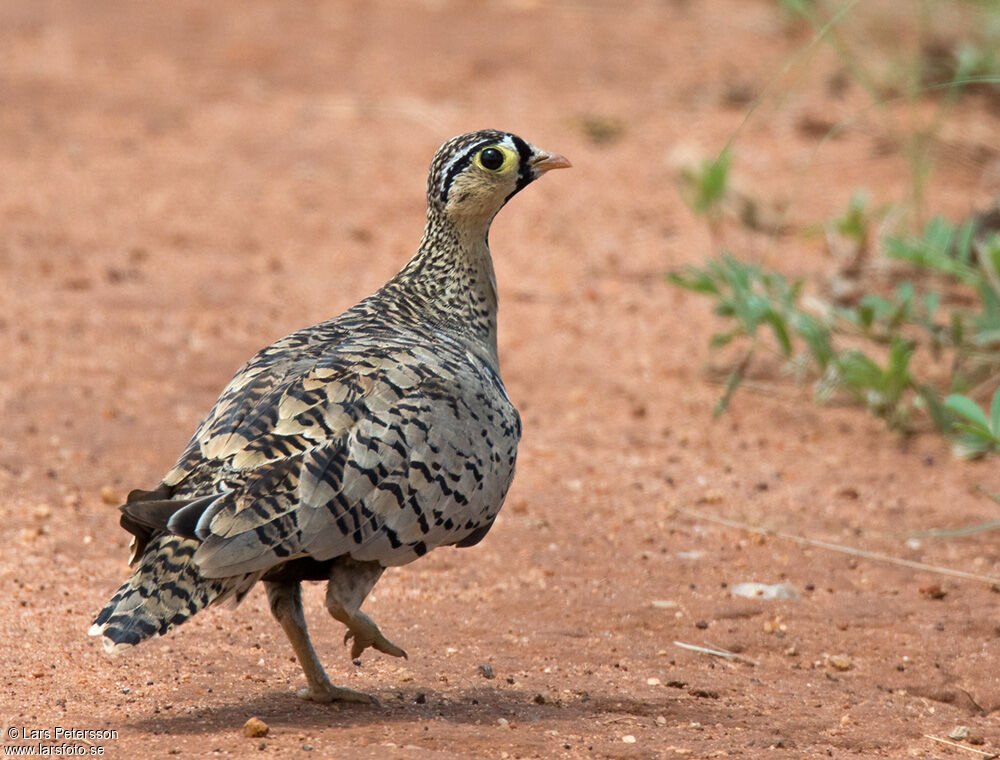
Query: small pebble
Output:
[[948, 726, 970, 741], [622, 735, 636, 744], [651, 600, 678, 609], [655, 716, 667, 726], [478, 664, 495, 680], [497, 718, 511, 730], [100, 486, 119, 505], [242, 718, 269, 738], [828, 654, 852, 671], [920, 584, 947, 600], [697, 489, 723, 504], [731, 582, 801, 602], [676, 551, 703, 560], [647, 677, 661, 686], [763, 618, 787, 634]]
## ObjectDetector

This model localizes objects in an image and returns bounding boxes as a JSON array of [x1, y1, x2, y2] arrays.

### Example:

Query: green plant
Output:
[[667, 256, 800, 355], [945, 388, 1000, 457], [670, 256, 922, 427], [670, 1, 1000, 455], [675, 150, 731, 237], [668, 256, 803, 415], [669, 213, 1000, 449], [774, 0, 820, 27], [832, 191, 875, 250]]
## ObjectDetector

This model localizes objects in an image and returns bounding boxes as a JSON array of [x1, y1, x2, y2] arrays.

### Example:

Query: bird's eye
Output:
[[479, 147, 505, 171]]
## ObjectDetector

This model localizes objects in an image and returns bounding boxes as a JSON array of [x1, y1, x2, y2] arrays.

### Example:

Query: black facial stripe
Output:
[[511, 135, 533, 192], [441, 139, 496, 203]]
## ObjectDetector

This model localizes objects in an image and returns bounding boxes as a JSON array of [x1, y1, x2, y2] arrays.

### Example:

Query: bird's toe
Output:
[[295, 684, 377, 705], [344, 624, 407, 660]]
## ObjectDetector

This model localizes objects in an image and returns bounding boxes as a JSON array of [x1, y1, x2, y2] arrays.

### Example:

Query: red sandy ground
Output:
[[2, 1, 1000, 758]]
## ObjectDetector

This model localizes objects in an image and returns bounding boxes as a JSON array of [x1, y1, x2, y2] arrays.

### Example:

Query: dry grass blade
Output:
[[924, 734, 997, 758], [905, 519, 1000, 539], [673, 640, 759, 666], [679, 508, 1000, 586]]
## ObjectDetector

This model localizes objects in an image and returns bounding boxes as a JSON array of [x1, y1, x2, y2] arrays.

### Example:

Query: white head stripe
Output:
[[438, 134, 517, 197]]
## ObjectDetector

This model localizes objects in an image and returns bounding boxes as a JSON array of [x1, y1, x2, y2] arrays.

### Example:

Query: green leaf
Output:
[[990, 388, 1000, 437], [666, 269, 720, 296], [944, 394, 992, 431], [953, 421, 995, 438], [915, 384, 950, 433], [923, 291, 940, 318], [795, 313, 835, 370], [709, 331, 736, 348], [693, 149, 731, 214], [885, 217, 980, 286], [973, 328, 1000, 346], [836, 350, 882, 393], [950, 311, 964, 347], [955, 219, 976, 264], [765, 312, 793, 356], [714, 359, 748, 418]]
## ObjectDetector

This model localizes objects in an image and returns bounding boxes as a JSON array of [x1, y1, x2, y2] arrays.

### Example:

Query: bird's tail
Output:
[[88, 533, 255, 653]]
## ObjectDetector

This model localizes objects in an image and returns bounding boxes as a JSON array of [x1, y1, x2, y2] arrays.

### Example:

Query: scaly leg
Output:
[[326, 557, 407, 661], [264, 580, 373, 704]]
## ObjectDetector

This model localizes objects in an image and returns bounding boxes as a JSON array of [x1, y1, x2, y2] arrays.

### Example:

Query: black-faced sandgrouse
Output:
[[89, 130, 570, 703]]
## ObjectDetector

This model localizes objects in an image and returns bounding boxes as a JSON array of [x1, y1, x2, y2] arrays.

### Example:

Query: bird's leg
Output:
[[264, 580, 374, 704], [326, 557, 407, 661]]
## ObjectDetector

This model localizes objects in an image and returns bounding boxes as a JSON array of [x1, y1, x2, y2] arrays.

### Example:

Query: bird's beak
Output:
[[529, 150, 572, 176]]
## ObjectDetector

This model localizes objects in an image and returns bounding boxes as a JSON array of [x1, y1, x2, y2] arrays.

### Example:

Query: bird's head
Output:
[[426, 130, 571, 227]]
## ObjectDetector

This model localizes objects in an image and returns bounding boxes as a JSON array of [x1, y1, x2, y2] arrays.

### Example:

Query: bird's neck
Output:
[[390, 209, 500, 366]]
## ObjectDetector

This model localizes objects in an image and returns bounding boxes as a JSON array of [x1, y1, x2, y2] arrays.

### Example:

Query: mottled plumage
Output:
[[90, 130, 569, 702]]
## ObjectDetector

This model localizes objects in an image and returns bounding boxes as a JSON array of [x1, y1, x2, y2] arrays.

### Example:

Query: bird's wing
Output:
[[159, 329, 334, 492], [126, 341, 516, 578]]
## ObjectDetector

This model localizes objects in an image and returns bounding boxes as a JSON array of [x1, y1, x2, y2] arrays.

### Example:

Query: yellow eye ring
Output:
[[474, 145, 516, 173]]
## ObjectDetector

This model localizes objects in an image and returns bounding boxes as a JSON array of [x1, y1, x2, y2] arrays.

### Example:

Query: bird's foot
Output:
[[295, 682, 377, 705], [343, 612, 408, 660]]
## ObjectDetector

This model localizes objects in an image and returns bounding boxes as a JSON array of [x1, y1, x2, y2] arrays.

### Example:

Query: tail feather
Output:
[[89, 534, 254, 653]]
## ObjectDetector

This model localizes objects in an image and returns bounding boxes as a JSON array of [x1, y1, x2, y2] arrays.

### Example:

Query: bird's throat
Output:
[[393, 214, 501, 365]]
